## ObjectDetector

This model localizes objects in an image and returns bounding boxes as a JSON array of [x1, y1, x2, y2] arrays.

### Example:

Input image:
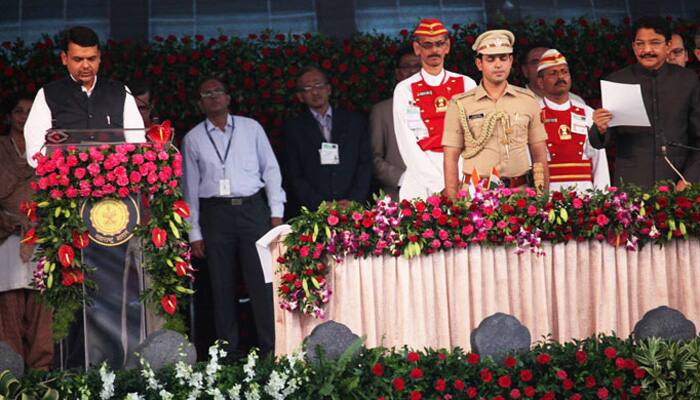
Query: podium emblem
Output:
[[81, 196, 140, 246]]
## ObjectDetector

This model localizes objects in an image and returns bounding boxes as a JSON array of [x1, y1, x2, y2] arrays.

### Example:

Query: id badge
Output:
[[571, 113, 588, 134], [219, 179, 231, 196], [319, 142, 340, 165]]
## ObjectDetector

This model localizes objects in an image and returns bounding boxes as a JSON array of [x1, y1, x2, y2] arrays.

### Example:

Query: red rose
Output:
[[615, 357, 626, 369], [520, 369, 533, 382], [407, 351, 420, 362], [371, 362, 383, 376], [585, 375, 597, 388], [453, 378, 465, 391], [630, 385, 641, 395], [466, 387, 478, 398], [612, 377, 623, 389], [480, 368, 492, 382], [603, 346, 617, 359], [536, 353, 551, 364], [562, 379, 574, 390], [556, 369, 568, 380], [498, 375, 512, 388], [510, 388, 521, 399], [524, 386, 536, 397], [392, 377, 405, 391], [575, 350, 586, 364], [434, 378, 446, 392], [633, 367, 645, 379], [409, 391, 421, 400], [504, 355, 517, 368], [409, 367, 423, 379], [597, 388, 609, 399]]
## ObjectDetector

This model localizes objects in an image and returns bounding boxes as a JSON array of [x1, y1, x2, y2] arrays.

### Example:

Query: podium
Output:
[[43, 128, 158, 369]]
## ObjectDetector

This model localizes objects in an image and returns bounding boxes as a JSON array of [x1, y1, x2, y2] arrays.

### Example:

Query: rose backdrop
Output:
[[1, 16, 698, 146]]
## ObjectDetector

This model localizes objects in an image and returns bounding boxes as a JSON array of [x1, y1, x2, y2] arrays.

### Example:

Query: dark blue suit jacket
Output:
[[283, 108, 372, 213]]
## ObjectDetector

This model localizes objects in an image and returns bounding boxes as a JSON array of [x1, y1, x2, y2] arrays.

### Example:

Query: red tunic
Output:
[[411, 75, 464, 152], [541, 103, 593, 184]]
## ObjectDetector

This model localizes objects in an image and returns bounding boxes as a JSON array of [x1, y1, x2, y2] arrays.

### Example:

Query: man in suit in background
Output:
[[284, 66, 372, 213], [370, 46, 420, 200]]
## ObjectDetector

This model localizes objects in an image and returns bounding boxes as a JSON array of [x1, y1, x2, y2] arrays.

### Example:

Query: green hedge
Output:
[[4, 335, 700, 399]]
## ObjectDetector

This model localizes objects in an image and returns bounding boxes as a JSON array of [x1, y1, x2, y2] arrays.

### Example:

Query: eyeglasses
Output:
[[632, 40, 666, 49], [200, 88, 226, 99], [669, 48, 686, 56], [297, 83, 328, 93], [416, 40, 448, 50]]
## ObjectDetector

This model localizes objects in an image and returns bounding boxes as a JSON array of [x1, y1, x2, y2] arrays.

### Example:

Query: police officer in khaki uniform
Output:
[[442, 29, 549, 198]]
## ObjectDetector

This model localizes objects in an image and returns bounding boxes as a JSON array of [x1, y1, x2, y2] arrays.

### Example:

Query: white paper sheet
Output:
[[600, 80, 651, 127], [255, 224, 292, 283]]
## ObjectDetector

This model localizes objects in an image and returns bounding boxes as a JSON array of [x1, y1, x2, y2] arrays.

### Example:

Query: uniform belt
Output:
[[200, 190, 264, 206], [501, 174, 528, 188]]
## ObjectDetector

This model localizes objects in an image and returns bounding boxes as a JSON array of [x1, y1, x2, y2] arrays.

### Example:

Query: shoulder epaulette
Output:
[[512, 85, 536, 98]]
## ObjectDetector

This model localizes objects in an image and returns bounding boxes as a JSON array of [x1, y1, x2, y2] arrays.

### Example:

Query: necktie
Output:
[[316, 114, 332, 142]]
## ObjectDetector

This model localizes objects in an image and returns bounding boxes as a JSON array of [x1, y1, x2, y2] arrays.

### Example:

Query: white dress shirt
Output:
[[393, 68, 476, 199], [24, 76, 145, 167]]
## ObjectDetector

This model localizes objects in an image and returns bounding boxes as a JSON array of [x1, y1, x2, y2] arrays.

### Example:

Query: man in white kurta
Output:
[[536, 49, 610, 192], [393, 18, 476, 200]]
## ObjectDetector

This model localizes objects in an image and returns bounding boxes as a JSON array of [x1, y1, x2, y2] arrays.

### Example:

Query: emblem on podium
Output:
[[81, 196, 140, 246]]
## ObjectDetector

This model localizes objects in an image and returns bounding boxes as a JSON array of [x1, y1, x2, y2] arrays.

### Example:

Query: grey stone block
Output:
[[0, 341, 24, 378], [633, 306, 697, 341], [470, 313, 531, 363], [124, 329, 196, 370], [304, 321, 360, 364]]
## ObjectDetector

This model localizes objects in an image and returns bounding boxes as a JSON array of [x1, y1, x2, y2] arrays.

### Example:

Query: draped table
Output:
[[270, 238, 700, 355]]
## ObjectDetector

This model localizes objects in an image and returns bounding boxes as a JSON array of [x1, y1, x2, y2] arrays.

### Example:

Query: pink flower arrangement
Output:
[[280, 182, 700, 318]]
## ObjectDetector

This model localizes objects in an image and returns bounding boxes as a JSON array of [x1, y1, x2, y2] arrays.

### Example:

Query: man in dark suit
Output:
[[589, 16, 700, 188], [370, 46, 420, 200], [284, 66, 371, 214]]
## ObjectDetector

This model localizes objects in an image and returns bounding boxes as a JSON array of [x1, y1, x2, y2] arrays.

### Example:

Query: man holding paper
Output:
[[589, 16, 700, 187]]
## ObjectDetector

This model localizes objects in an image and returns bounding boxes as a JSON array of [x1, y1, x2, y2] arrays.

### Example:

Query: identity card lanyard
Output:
[[204, 119, 235, 195]]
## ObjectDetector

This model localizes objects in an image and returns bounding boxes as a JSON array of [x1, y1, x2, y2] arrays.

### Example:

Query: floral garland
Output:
[[22, 122, 193, 340], [278, 183, 700, 318]]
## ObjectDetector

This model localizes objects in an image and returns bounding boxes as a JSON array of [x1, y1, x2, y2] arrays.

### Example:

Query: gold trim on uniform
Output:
[[558, 124, 572, 140], [552, 174, 593, 179], [550, 163, 592, 168], [434, 96, 448, 112]]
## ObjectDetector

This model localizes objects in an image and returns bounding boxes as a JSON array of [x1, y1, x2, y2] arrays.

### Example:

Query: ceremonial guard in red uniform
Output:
[[393, 18, 476, 199], [537, 49, 609, 191]]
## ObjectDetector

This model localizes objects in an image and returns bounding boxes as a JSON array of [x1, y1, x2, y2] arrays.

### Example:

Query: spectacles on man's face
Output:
[[297, 82, 328, 93], [669, 48, 686, 56], [632, 40, 667, 49], [200, 88, 226, 99], [416, 40, 448, 50]]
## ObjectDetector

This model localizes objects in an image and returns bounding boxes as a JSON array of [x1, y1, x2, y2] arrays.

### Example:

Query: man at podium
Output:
[[24, 26, 144, 167], [22, 26, 146, 369]]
